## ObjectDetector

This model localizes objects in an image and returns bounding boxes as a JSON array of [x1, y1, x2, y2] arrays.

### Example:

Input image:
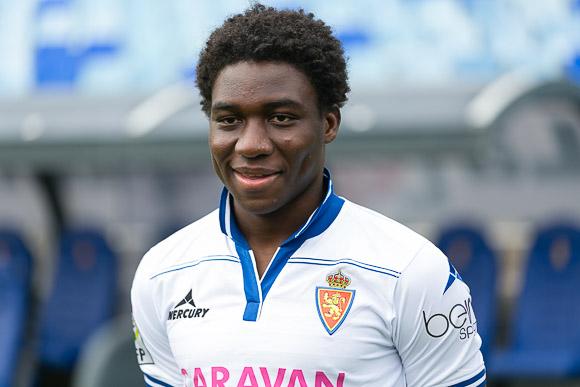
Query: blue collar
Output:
[[219, 168, 343, 246], [218, 168, 345, 321]]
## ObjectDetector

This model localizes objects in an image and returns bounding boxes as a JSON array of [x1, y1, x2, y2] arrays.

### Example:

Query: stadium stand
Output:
[[436, 224, 498, 358], [37, 229, 117, 384], [72, 315, 142, 387], [0, 230, 32, 387], [489, 222, 580, 378]]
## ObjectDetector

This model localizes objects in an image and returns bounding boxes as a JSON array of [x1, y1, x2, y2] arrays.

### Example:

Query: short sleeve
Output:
[[131, 251, 181, 387], [393, 242, 486, 387]]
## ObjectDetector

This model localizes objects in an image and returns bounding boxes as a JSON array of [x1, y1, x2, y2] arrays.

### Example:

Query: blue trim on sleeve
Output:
[[449, 368, 486, 387], [143, 373, 173, 387]]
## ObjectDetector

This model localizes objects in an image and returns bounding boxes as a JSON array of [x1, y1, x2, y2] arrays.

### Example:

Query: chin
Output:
[[235, 196, 283, 216]]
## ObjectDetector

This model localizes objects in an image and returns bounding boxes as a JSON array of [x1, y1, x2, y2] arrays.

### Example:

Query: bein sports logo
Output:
[[423, 297, 477, 340]]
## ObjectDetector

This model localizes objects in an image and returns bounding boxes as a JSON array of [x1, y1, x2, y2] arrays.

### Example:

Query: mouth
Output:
[[232, 167, 281, 190]]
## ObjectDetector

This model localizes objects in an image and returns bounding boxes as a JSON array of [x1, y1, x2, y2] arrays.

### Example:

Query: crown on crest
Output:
[[326, 270, 351, 289]]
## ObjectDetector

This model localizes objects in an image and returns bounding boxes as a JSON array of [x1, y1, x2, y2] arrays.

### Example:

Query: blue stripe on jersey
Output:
[[150, 256, 240, 279], [220, 169, 344, 321], [236, 246, 262, 321], [219, 188, 228, 236], [288, 257, 400, 277], [296, 257, 401, 274], [144, 373, 173, 387], [261, 187, 344, 303], [449, 368, 486, 387], [260, 241, 305, 305], [156, 254, 240, 272], [288, 260, 399, 278]]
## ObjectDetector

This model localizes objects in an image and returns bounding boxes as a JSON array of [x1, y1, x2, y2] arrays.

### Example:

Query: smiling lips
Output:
[[233, 167, 281, 190]]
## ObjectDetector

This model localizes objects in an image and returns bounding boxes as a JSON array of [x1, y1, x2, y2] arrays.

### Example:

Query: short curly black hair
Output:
[[196, 3, 349, 116]]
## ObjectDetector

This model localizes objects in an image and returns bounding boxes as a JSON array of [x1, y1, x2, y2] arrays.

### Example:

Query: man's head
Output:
[[196, 3, 349, 116], [198, 4, 349, 219]]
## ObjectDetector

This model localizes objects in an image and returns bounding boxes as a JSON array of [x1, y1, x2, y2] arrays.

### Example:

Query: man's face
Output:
[[209, 61, 339, 216]]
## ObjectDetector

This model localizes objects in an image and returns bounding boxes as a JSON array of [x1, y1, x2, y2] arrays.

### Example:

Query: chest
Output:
[[158, 258, 404, 387]]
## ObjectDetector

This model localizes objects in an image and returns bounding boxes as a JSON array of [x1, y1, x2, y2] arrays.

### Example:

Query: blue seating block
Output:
[[490, 223, 580, 377], [39, 229, 117, 370], [436, 224, 497, 358], [0, 231, 32, 387]]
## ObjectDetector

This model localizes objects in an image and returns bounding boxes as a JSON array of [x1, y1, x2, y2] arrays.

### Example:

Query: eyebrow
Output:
[[211, 102, 238, 112], [211, 98, 304, 113], [263, 99, 303, 110]]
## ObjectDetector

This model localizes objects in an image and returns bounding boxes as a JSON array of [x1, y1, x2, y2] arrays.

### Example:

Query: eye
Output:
[[269, 114, 296, 126], [215, 116, 241, 127]]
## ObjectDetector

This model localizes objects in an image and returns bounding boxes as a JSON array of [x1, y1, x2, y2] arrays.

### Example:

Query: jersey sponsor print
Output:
[[167, 289, 210, 321], [424, 261, 478, 340], [423, 297, 478, 340], [180, 366, 346, 387], [132, 174, 486, 387]]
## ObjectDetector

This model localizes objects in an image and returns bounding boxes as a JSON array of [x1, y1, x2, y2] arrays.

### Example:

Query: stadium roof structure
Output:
[[0, 79, 578, 172]]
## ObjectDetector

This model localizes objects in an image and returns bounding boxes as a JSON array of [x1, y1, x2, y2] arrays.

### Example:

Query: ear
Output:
[[322, 105, 341, 144]]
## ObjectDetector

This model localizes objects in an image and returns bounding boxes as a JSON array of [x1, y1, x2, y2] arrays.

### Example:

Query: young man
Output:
[[132, 4, 486, 387]]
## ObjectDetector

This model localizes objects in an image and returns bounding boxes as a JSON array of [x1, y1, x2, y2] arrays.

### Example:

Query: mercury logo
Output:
[[168, 289, 210, 321]]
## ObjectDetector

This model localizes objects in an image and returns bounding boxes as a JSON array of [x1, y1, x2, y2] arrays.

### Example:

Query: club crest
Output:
[[316, 270, 355, 335]]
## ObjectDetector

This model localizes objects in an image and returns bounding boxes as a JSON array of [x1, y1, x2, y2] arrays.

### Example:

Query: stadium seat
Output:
[[436, 224, 498, 358], [0, 230, 32, 387], [489, 223, 580, 378], [72, 315, 143, 387], [38, 229, 117, 372]]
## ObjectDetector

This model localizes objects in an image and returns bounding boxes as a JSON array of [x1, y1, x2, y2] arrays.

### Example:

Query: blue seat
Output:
[[490, 223, 580, 378], [72, 315, 143, 387], [0, 230, 32, 387], [39, 229, 117, 370], [436, 224, 497, 358]]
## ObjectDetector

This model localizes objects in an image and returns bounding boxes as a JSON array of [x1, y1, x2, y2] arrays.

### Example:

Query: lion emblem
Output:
[[322, 291, 347, 320]]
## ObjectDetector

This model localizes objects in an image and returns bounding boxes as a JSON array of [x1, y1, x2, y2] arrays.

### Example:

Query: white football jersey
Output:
[[131, 172, 486, 387]]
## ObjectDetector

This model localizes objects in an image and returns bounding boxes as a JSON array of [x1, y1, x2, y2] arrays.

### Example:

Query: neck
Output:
[[233, 173, 325, 251]]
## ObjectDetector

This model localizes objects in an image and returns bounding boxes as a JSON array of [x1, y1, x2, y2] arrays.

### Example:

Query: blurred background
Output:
[[1, 0, 580, 386]]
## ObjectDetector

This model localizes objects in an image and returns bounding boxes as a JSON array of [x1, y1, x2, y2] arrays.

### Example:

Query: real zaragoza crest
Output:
[[316, 270, 355, 335]]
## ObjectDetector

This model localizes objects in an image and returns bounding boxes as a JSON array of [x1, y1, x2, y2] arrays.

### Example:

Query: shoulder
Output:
[[133, 209, 222, 282], [340, 200, 428, 247], [394, 241, 459, 298], [323, 198, 432, 273]]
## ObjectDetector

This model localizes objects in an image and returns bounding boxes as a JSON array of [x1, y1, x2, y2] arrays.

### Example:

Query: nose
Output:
[[235, 118, 274, 158]]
